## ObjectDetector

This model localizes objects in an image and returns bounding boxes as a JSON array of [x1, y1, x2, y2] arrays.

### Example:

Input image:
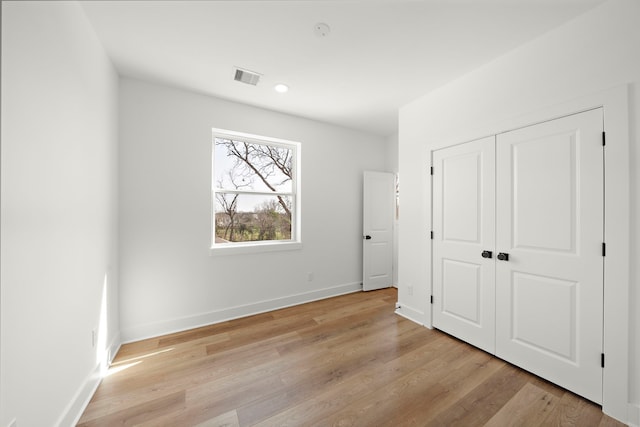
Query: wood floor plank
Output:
[[91, 316, 309, 406], [136, 368, 285, 426], [236, 318, 436, 425], [274, 302, 395, 355], [484, 382, 559, 427], [113, 337, 161, 361], [599, 415, 628, 427], [543, 392, 608, 427], [252, 334, 456, 427], [77, 391, 186, 426], [398, 352, 506, 425], [78, 288, 623, 427], [310, 296, 391, 324], [81, 336, 292, 420], [321, 339, 487, 426], [424, 363, 531, 426], [192, 410, 240, 427]]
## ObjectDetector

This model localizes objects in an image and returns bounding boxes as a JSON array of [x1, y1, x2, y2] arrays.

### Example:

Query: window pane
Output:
[[214, 193, 292, 243], [214, 138, 293, 193]]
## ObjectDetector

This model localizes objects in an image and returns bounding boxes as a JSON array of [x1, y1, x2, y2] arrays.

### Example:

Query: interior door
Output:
[[495, 108, 604, 404], [432, 136, 496, 354], [363, 171, 395, 291]]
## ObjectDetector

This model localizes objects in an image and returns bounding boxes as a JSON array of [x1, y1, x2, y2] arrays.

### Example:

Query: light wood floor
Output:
[[78, 288, 625, 426]]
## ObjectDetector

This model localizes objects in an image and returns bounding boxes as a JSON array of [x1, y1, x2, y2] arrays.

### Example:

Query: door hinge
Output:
[[602, 242, 606, 257], [430, 295, 433, 304], [430, 231, 434, 239], [430, 166, 434, 175], [602, 131, 606, 146], [601, 353, 605, 368]]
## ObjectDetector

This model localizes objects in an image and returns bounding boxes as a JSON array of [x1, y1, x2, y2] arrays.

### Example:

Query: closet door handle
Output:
[[497, 252, 509, 261], [481, 250, 492, 259]]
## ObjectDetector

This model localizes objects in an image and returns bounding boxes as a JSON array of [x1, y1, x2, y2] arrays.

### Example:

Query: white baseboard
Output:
[[395, 303, 426, 327], [56, 333, 121, 427], [121, 282, 363, 343], [628, 402, 640, 427]]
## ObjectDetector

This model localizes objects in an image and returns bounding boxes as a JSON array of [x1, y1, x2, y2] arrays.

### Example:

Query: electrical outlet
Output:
[[307, 272, 314, 282], [407, 285, 414, 296]]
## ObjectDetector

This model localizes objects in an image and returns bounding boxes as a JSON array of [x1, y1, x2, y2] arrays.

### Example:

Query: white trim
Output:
[[121, 282, 363, 343], [424, 84, 630, 423], [209, 240, 302, 256], [56, 367, 100, 427], [212, 188, 293, 197], [56, 333, 121, 427], [598, 86, 630, 423], [395, 304, 429, 328], [211, 128, 300, 150]]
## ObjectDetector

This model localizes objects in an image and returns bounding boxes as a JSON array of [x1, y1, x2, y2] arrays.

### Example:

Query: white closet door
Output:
[[495, 109, 604, 404], [432, 136, 496, 354]]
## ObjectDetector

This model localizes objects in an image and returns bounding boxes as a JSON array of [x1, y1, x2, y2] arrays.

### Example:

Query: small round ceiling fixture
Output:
[[314, 23, 331, 38], [274, 83, 289, 93]]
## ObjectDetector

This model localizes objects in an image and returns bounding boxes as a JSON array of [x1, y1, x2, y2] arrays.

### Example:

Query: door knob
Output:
[[497, 252, 509, 261], [364, 235, 372, 240], [481, 250, 493, 259]]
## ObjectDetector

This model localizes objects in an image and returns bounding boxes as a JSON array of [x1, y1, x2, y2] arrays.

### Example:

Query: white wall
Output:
[[1, 2, 119, 427], [398, 0, 639, 423], [119, 78, 387, 342]]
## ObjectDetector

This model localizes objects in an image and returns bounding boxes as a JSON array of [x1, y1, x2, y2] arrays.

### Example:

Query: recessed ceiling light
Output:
[[274, 84, 289, 93]]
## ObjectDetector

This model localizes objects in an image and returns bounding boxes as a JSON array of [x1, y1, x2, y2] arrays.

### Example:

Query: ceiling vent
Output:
[[233, 67, 261, 86]]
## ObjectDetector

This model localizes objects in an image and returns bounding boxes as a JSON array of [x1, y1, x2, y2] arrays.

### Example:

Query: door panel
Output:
[[495, 108, 603, 404], [511, 132, 577, 253], [441, 259, 482, 325], [363, 171, 395, 291], [511, 272, 577, 361], [433, 136, 496, 354], [442, 153, 482, 243]]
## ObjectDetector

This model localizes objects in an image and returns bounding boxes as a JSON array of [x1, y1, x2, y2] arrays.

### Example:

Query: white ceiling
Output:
[[81, 0, 606, 137]]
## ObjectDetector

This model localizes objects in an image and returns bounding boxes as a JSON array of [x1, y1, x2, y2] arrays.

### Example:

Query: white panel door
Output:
[[495, 109, 604, 404], [363, 171, 395, 291], [432, 136, 496, 354]]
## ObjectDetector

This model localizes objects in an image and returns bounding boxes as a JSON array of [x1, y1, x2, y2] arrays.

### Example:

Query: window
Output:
[[211, 128, 301, 254]]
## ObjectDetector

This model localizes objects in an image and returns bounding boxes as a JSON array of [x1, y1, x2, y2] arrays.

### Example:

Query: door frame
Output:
[[426, 85, 630, 422]]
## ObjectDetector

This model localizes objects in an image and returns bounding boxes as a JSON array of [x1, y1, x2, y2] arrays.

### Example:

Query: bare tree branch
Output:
[[217, 139, 292, 218]]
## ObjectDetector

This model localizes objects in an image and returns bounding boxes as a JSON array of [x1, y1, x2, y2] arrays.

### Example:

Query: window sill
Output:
[[209, 241, 303, 256]]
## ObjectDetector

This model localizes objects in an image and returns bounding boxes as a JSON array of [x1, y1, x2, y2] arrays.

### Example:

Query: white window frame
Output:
[[210, 128, 302, 256]]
